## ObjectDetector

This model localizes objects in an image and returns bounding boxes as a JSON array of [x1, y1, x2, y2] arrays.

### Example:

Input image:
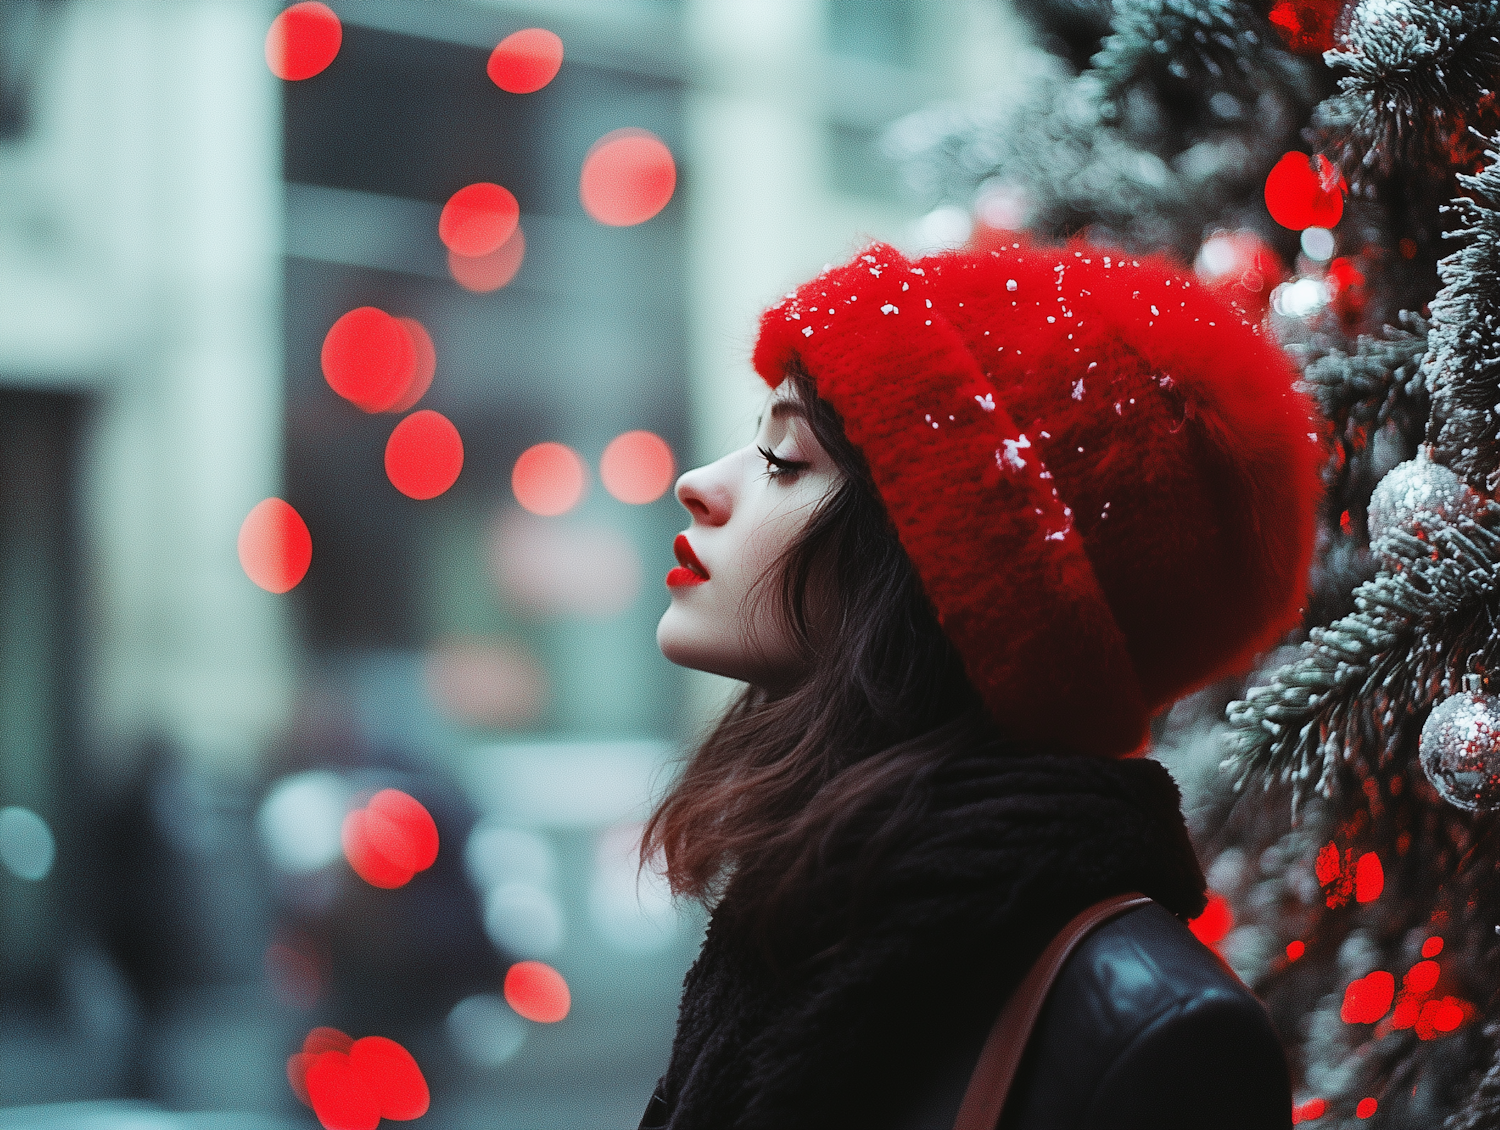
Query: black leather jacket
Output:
[[893, 902, 1291, 1130], [638, 754, 1286, 1130]]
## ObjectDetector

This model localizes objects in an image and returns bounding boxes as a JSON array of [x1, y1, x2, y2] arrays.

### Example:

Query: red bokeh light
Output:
[[1326, 255, 1368, 326], [424, 637, 547, 728], [1405, 959, 1440, 994], [504, 960, 571, 1023], [386, 410, 464, 500], [266, 2, 342, 81], [600, 430, 675, 504], [291, 1030, 428, 1129], [287, 1053, 315, 1106], [386, 318, 436, 413], [238, 498, 312, 593], [1430, 997, 1470, 1033], [1188, 892, 1233, 948], [440, 183, 520, 258], [1354, 851, 1383, 902], [1423, 936, 1444, 958], [1341, 970, 1394, 1024], [266, 939, 322, 1009], [304, 1027, 354, 1056], [322, 307, 417, 413], [342, 809, 413, 889], [306, 1052, 380, 1130], [349, 1036, 430, 1121], [1292, 1097, 1326, 1123], [1286, 940, 1305, 961], [449, 226, 526, 293], [489, 512, 643, 617], [1265, 152, 1345, 231], [1316, 840, 1356, 908], [487, 28, 564, 94], [580, 129, 676, 227], [341, 789, 439, 889], [1268, 0, 1341, 54], [513, 442, 588, 516], [1356, 1097, 1378, 1119], [366, 789, 440, 872]]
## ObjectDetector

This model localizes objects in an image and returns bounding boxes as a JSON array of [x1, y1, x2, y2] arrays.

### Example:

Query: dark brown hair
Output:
[[642, 364, 1000, 926]]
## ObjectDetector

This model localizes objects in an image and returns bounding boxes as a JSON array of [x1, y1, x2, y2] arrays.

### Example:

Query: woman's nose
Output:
[[675, 459, 732, 525]]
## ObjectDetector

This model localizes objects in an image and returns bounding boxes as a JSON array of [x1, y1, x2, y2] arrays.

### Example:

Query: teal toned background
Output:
[[0, 2, 1027, 1126]]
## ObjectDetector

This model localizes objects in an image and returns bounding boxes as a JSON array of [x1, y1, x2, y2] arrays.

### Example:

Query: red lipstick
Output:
[[667, 533, 709, 588]]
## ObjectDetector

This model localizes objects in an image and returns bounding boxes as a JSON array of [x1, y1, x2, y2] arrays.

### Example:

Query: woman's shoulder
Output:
[[1006, 902, 1291, 1128], [897, 903, 1291, 1130]]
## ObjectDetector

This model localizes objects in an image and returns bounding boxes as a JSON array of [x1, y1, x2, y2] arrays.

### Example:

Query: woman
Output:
[[640, 241, 1320, 1130]]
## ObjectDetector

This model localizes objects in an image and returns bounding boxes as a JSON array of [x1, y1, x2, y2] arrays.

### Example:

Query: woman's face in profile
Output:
[[656, 381, 842, 689]]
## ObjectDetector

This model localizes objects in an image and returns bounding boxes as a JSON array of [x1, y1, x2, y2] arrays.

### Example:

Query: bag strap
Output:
[[951, 892, 1153, 1130]]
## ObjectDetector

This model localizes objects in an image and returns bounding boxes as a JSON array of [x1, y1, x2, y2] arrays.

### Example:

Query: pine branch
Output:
[[1316, 1, 1500, 192], [1223, 514, 1500, 807], [1091, 0, 1282, 110], [885, 0, 1323, 260], [1300, 311, 1430, 439], [1446, 1027, 1500, 1130], [1426, 136, 1500, 490]]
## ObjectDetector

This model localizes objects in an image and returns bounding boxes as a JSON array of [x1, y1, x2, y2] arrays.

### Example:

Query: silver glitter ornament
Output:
[[1419, 675, 1500, 812], [1368, 447, 1482, 555]]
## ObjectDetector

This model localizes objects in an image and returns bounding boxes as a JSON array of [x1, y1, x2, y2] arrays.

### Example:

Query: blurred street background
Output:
[[0, 2, 1027, 1127]]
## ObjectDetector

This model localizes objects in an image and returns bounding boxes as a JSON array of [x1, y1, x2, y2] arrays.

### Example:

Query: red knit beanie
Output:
[[753, 241, 1322, 757]]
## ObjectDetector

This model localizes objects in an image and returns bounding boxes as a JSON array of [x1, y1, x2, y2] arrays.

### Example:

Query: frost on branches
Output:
[[886, 0, 1326, 262], [888, 0, 1500, 1124], [1427, 139, 1500, 492]]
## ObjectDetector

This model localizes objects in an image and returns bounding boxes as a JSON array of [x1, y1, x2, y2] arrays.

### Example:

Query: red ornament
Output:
[[1188, 892, 1233, 948], [1354, 851, 1383, 902], [1292, 1097, 1326, 1123], [385, 410, 464, 500], [1325, 255, 1367, 326], [1265, 152, 1345, 231], [265, 2, 341, 81], [487, 28, 564, 94], [1268, 0, 1343, 55], [1356, 1097, 1378, 1119], [1340, 970, 1395, 1024], [1315, 840, 1356, 908]]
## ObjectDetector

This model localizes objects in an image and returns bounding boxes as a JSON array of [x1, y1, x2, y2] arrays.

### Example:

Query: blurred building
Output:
[[0, 1, 1024, 1126]]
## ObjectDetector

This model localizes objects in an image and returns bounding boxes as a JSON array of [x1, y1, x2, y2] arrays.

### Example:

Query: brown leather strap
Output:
[[951, 892, 1153, 1130]]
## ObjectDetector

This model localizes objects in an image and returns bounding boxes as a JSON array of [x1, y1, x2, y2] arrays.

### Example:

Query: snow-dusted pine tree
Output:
[[891, 2, 1500, 1124]]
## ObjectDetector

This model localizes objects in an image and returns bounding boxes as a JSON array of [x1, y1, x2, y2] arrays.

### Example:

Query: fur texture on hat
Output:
[[753, 241, 1322, 756]]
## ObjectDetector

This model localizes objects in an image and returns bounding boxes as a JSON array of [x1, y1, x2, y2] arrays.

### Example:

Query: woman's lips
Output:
[[667, 533, 709, 588]]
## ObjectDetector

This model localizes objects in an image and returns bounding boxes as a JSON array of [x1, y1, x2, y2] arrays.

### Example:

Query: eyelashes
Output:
[[758, 445, 808, 479]]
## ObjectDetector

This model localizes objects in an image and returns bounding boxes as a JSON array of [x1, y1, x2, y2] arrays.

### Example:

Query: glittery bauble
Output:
[[1419, 689, 1500, 812], [1367, 447, 1482, 551]]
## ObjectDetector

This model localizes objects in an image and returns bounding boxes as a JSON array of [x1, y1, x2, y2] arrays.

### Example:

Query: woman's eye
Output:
[[758, 445, 808, 480]]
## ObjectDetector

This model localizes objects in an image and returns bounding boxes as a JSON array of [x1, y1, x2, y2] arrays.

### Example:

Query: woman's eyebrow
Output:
[[770, 401, 807, 420]]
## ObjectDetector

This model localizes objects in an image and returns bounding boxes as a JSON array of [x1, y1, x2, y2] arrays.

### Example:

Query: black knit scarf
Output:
[[641, 749, 1207, 1130]]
